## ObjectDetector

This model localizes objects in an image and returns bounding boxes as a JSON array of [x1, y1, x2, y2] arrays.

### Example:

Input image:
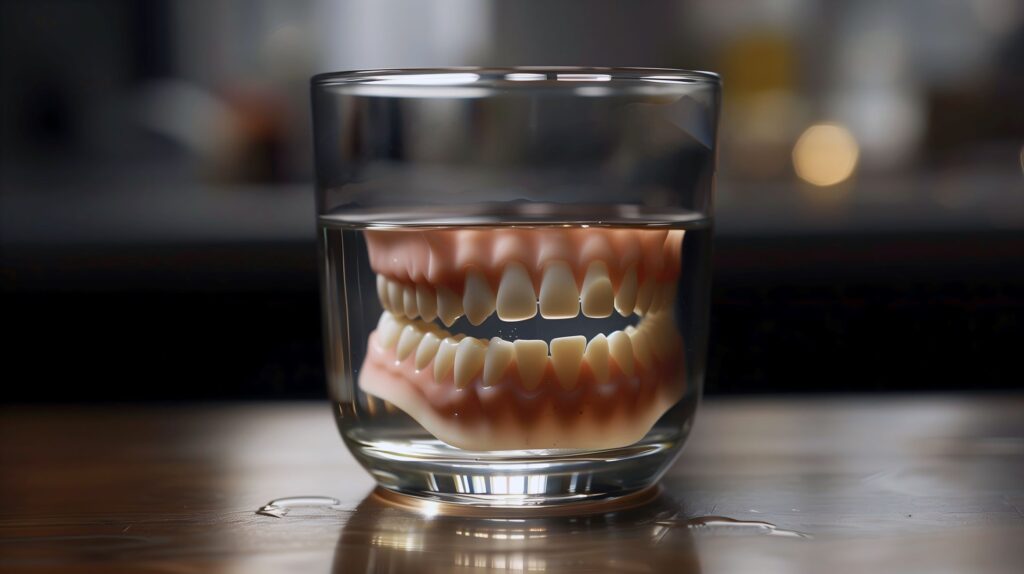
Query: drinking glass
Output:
[[312, 67, 720, 506]]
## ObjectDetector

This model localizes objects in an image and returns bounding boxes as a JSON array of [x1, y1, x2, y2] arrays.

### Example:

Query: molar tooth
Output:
[[513, 339, 548, 390], [608, 330, 635, 377], [416, 284, 437, 322], [454, 337, 487, 388], [436, 286, 463, 327], [403, 285, 418, 319], [635, 278, 654, 316], [550, 335, 586, 390], [581, 261, 614, 318], [433, 337, 459, 382], [483, 337, 515, 387], [376, 275, 389, 309], [614, 265, 638, 317], [377, 312, 403, 348], [539, 261, 579, 319], [585, 334, 610, 385], [496, 262, 537, 321], [387, 280, 405, 313], [463, 269, 496, 326], [415, 332, 441, 370], [627, 326, 653, 369], [396, 324, 424, 360]]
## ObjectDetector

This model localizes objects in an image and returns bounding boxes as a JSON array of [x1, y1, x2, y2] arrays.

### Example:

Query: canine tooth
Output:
[[433, 337, 459, 382], [403, 285, 418, 318], [387, 280, 404, 313], [436, 286, 463, 327], [581, 261, 614, 318], [496, 262, 537, 321], [377, 312, 402, 348], [550, 336, 585, 389], [608, 330, 635, 377], [376, 275, 389, 309], [514, 339, 548, 390], [614, 265, 638, 317], [415, 332, 441, 369], [539, 261, 579, 319], [463, 269, 496, 326], [454, 337, 487, 388], [628, 327, 653, 369], [416, 284, 437, 322], [396, 324, 424, 360], [635, 278, 654, 315], [483, 338, 515, 387], [585, 334, 610, 385]]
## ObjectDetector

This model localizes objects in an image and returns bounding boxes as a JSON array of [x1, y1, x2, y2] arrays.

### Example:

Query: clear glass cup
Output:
[[312, 67, 720, 507]]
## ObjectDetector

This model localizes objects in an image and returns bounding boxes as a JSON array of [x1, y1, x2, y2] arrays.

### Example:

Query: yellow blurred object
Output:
[[792, 123, 860, 187]]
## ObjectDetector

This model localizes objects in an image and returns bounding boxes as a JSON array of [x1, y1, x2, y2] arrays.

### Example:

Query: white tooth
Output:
[[496, 262, 537, 321], [376, 275, 389, 309], [387, 280, 404, 313], [614, 265, 638, 317], [396, 324, 424, 360], [514, 339, 548, 390], [550, 336, 585, 389], [647, 316, 676, 361], [648, 281, 671, 313], [539, 261, 579, 319], [436, 286, 463, 327], [627, 326, 653, 369], [463, 269, 496, 326], [416, 284, 437, 322], [433, 337, 459, 382], [377, 312, 402, 348], [585, 334, 610, 385], [635, 278, 654, 315], [581, 261, 614, 318], [483, 337, 515, 387], [403, 285, 418, 319], [608, 330, 635, 377], [454, 337, 487, 388], [415, 332, 441, 370]]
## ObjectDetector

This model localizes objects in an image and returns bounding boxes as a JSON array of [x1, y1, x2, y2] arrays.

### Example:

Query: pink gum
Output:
[[365, 228, 685, 293]]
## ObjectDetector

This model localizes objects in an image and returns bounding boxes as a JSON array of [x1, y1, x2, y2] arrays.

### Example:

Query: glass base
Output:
[[343, 429, 689, 508]]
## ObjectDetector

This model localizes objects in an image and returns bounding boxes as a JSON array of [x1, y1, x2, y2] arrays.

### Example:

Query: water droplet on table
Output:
[[256, 496, 343, 518]]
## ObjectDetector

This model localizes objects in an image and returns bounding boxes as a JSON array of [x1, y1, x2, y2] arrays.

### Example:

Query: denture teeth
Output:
[[454, 337, 487, 388], [585, 334, 610, 385], [415, 332, 441, 370], [635, 279, 654, 316], [436, 286, 463, 327], [403, 285, 418, 319], [483, 337, 515, 387], [377, 312, 403, 348], [614, 265, 638, 317], [626, 325, 653, 369], [496, 262, 537, 322], [647, 316, 675, 361], [550, 335, 585, 390], [608, 330, 635, 377], [581, 261, 614, 318], [463, 269, 496, 326], [433, 337, 459, 382], [387, 280, 404, 313], [513, 339, 548, 390], [396, 324, 424, 361], [376, 275, 389, 309], [539, 261, 580, 319], [416, 284, 437, 323]]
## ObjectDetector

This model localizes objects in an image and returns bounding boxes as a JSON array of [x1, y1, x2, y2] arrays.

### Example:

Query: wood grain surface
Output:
[[2, 395, 1023, 572]]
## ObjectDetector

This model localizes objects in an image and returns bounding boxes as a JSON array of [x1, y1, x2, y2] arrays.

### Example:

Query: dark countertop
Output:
[[2, 395, 1023, 572]]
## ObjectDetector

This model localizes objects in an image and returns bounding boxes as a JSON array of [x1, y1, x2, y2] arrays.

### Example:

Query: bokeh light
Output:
[[792, 123, 860, 187]]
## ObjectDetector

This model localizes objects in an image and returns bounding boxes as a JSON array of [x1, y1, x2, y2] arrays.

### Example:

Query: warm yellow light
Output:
[[792, 123, 860, 187]]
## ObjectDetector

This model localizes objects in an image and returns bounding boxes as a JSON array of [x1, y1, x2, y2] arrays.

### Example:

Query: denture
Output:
[[358, 228, 687, 451]]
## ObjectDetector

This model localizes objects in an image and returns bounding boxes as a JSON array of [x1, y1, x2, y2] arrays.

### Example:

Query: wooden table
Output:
[[3, 395, 1023, 572]]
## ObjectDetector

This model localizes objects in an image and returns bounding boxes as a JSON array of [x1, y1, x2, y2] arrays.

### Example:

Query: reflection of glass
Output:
[[313, 68, 720, 506], [333, 489, 701, 573]]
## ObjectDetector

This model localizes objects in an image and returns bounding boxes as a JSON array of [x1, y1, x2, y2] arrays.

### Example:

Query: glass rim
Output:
[[311, 66, 721, 90]]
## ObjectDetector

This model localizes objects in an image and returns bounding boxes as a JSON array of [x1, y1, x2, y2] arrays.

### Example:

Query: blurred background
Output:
[[2, 0, 1021, 401]]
